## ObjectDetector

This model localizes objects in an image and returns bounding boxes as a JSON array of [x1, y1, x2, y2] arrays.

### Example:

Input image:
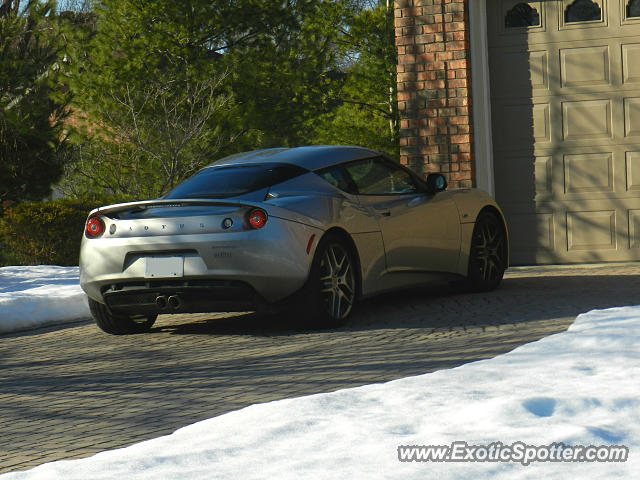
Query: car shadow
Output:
[[153, 273, 640, 336], [152, 310, 301, 335]]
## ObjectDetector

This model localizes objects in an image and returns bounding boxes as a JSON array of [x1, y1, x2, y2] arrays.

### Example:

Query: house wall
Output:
[[394, 0, 475, 188]]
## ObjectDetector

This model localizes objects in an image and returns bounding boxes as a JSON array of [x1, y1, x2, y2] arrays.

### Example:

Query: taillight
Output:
[[85, 216, 105, 238], [248, 209, 267, 229]]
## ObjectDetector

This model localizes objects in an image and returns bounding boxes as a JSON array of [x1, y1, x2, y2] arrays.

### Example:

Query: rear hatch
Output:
[[89, 200, 267, 237]]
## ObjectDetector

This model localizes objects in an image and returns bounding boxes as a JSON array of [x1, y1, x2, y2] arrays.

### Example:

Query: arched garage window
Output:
[[505, 3, 541, 28], [565, 0, 602, 23]]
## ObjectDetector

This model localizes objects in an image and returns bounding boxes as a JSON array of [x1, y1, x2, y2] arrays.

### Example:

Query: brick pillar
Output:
[[395, 0, 474, 188]]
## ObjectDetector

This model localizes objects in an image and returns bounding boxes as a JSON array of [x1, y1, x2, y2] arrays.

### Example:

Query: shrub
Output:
[[0, 196, 132, 266]]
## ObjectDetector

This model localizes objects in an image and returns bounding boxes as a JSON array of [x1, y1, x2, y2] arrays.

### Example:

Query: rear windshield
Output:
[[164, 163, 308, 199]]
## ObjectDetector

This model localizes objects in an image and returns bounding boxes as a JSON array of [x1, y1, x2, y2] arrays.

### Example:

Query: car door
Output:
[[344, 157, 461, 273]]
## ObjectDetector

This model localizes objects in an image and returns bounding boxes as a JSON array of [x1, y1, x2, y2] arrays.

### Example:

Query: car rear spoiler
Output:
[[87, 198, 325, 230], [88, 199, 265, 218]]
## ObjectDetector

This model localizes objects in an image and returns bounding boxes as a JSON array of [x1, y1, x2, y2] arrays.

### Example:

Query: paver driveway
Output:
[[1, 263, 639, 473]]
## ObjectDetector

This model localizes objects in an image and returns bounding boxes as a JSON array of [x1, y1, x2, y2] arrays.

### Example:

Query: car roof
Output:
[[208, 145, 380, 171]]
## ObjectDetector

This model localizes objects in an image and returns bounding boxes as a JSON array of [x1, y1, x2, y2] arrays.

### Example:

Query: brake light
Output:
[[85, 216, 105, 238], [248, 209, 267, 229]]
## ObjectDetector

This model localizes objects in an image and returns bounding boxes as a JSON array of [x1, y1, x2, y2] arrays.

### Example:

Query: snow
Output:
[[2, 305, 638, 479], [0, 266, 90, 334]]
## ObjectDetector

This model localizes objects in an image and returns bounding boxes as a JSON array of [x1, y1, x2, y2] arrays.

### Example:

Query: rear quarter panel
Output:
[[266, 173, 386, 296], [265, 173, 379, 233]]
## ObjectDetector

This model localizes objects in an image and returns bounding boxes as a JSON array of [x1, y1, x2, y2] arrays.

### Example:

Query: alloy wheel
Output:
[[319, 243, 356, 320], [470, 214, 507, 286]]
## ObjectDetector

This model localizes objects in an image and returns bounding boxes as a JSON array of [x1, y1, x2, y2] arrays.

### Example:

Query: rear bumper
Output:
[[80, 217, 322, 305], [102, 279, 271, 315]]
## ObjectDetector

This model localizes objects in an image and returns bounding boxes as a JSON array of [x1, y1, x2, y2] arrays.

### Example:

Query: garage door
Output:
[[488, 0, 640, 264]]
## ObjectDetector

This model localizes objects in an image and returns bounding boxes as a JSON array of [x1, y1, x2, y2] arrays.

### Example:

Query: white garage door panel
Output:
[[488, 0, 640, 264]]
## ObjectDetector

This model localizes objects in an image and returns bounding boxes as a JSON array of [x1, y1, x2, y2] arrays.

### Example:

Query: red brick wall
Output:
[[394, 0, 474, 188]]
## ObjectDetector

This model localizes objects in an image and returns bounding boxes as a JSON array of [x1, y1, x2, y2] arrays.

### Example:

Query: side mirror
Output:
[[425, 173, 447, 195]]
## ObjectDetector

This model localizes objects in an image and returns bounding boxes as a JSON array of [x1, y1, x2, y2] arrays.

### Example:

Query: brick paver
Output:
[[1, 263, 639, 473]]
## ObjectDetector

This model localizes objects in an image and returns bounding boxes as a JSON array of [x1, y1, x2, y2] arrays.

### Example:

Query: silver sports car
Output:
[[80, 146, 508, 334]]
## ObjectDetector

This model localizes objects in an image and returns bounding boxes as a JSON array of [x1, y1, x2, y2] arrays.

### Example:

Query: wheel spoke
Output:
[[485, 260, 496, 281], [337, 263, 351, 283], [329, 247, 343, 272], [333, 289, 341, 317], [325, 288, 334, 309], [339, 280, 354, 295], [339, 287, 353, 305], [323, 252, 333, 276], [482, 228, 489, 244], [479, 229, 488, 248], [485, 223, 496, 243], [481, 256, 489, 281], [491, 250, 504, 270]]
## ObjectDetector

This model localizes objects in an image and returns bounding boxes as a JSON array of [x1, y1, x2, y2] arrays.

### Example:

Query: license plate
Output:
[[144, 256, 184, 278]]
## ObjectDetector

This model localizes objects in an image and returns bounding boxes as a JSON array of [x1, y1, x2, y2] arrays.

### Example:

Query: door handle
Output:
[[380, 211, 391, 217]]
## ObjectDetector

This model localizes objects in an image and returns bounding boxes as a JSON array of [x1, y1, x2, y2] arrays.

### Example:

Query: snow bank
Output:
[[0, 266, 90, 334], [3, 306, 639, 479]]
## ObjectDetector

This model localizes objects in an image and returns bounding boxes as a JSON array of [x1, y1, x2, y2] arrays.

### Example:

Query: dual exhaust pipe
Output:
[[155, 295, 182, 311]]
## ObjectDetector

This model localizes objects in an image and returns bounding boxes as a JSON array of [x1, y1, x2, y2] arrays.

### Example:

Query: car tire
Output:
[[466, 211, 507, 292], [89, 298, 157, 334], [301, 233, 358, 328]]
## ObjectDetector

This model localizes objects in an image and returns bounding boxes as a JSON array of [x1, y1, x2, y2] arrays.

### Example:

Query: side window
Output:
[[316, 165, 358, 194], [344, 158, 418, 195]]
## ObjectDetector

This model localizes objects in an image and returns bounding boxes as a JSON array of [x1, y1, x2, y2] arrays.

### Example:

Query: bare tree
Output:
[[60, 71, 239, 199]]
